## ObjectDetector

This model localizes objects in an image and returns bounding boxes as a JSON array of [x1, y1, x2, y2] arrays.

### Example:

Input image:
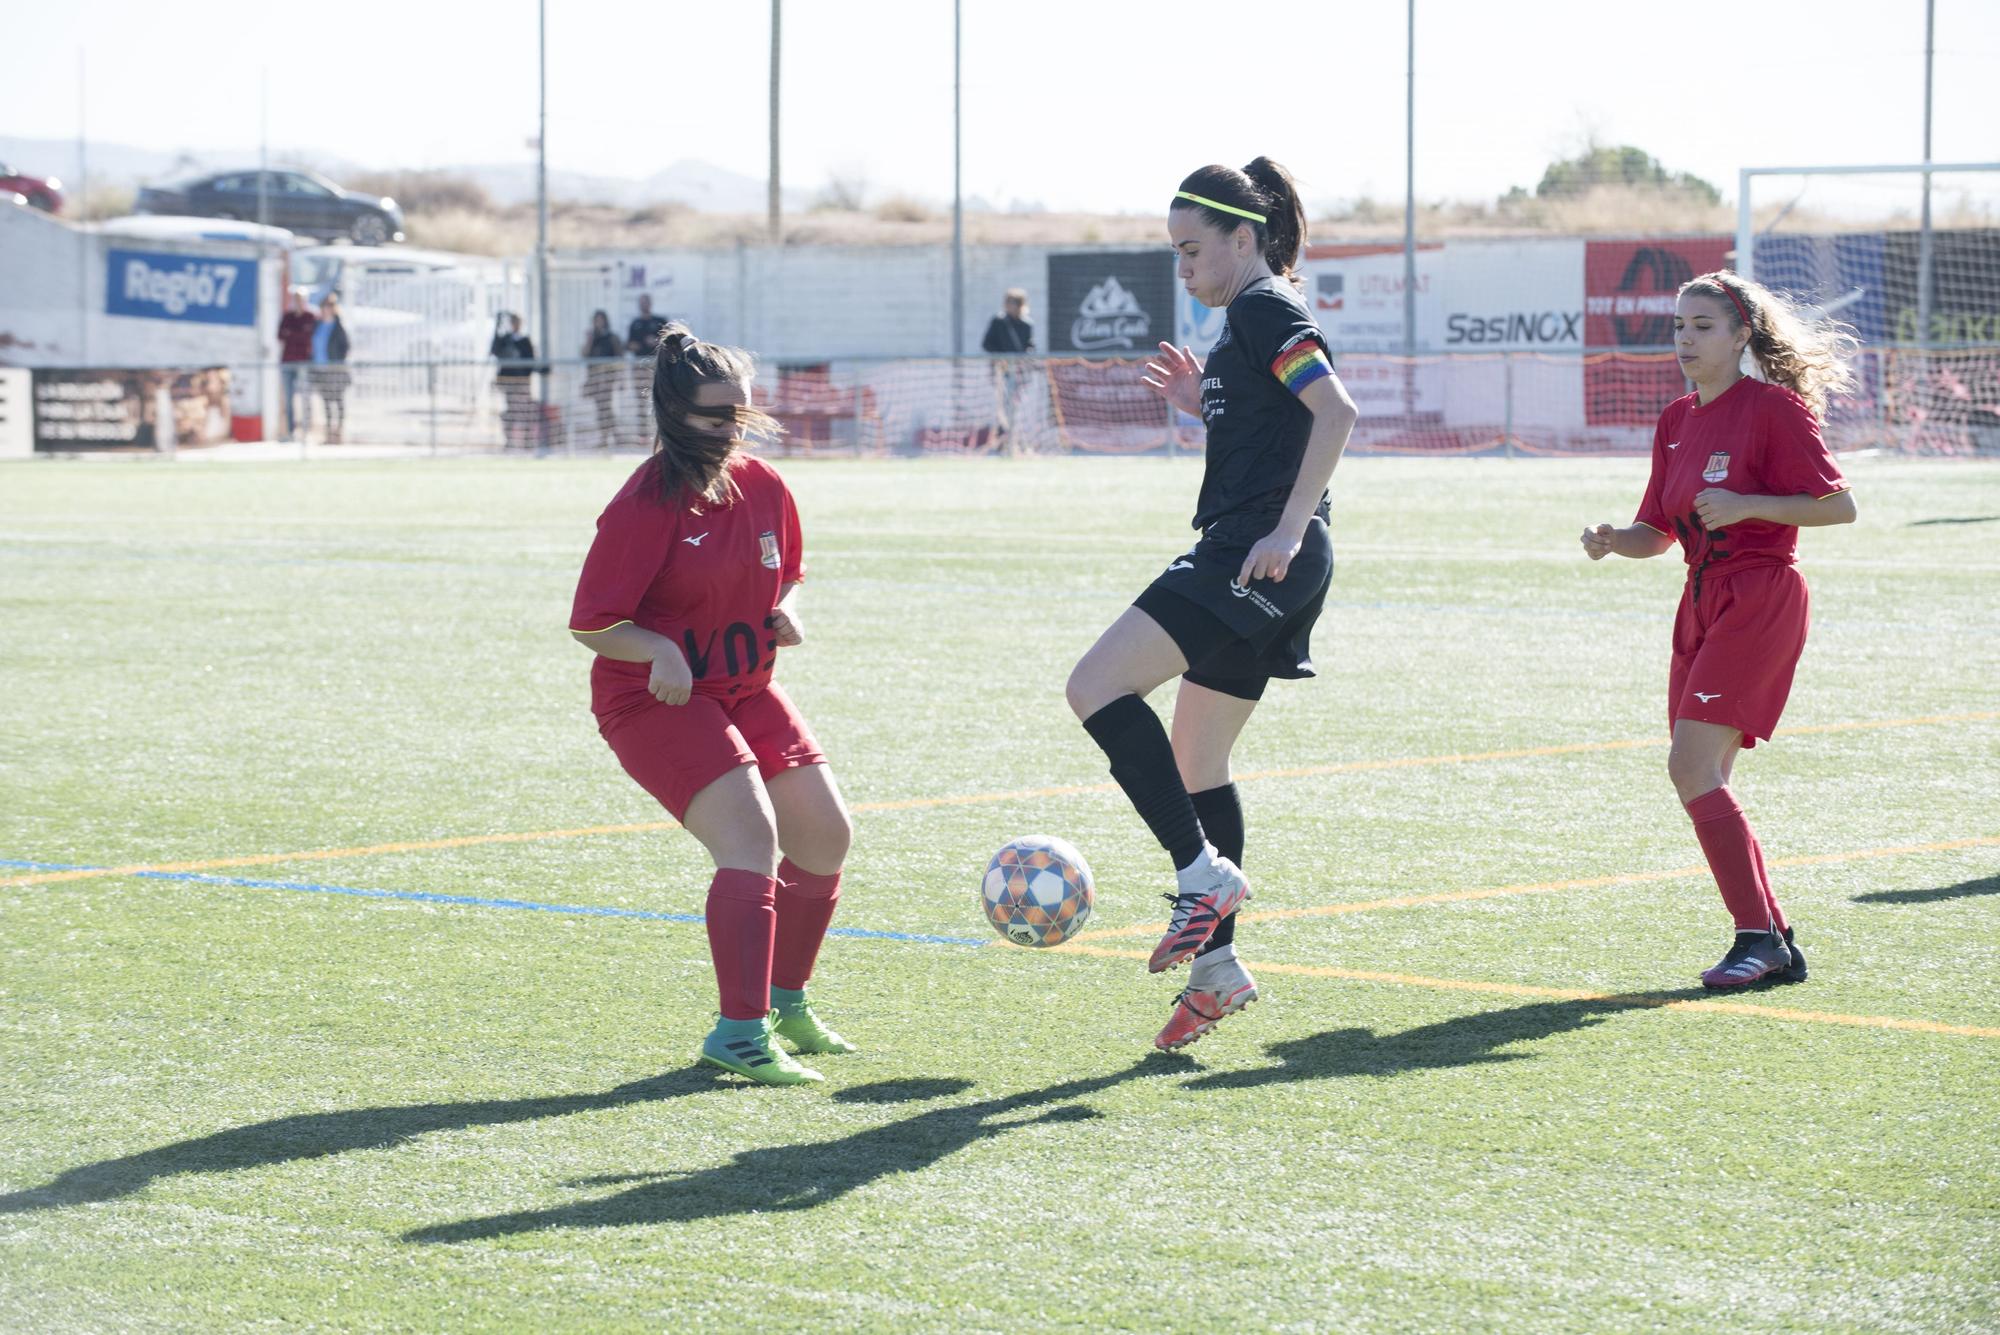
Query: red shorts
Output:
[[598, 682, 824, 820], [1667, 563, 1811, 750]]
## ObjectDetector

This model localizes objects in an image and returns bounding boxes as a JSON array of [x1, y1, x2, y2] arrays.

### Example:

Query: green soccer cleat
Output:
[[698, 1015, 825, 1085], [771, 989, 858, 1055]]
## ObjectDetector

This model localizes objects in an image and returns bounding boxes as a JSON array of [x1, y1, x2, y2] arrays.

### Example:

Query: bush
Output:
[[345, 171, 493, 215]]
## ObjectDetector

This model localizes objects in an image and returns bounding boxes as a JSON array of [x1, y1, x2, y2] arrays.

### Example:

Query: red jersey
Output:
[[1634, 377, 1848, 580], [277, 310, 318, 363], [571, 453, 804, 707]]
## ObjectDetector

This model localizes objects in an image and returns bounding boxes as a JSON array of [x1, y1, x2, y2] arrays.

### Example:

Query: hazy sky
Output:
[[6, 0, 1997, 211]]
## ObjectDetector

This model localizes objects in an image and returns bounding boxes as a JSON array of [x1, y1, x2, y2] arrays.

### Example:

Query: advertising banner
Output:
[[33, 367, 234, 451], [1047, 251, 1176, 354], [1297, 243, 1441, 354], [1884, 227, 2000, 345], [1584, 236, 1729, 424], [105, 248, 259, 327], [1751, 233, 1888, 344], [1428, 239, 1585, 352]]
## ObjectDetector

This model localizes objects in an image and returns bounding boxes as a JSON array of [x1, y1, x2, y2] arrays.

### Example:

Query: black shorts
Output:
[[1132, 510, 1334, 702]]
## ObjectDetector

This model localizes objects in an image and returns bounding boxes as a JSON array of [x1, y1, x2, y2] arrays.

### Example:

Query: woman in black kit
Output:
[[1065, 157, 1358, 1052]]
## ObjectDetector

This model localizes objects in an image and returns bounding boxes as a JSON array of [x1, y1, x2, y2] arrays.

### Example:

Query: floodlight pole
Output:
[[1916, 0, 1935, 351], [1400, 0, 1417, 424], [257, 70, 270, 237], [951, 0, 965, 359], [769, 0, 781, 242], [77, 47, 89, 363], [537, 0, 553, 452], [1402, 0, 1415, 359]]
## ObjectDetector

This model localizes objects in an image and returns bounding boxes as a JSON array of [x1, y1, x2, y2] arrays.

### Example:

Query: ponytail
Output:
[[1239, 156, 1306, 283]]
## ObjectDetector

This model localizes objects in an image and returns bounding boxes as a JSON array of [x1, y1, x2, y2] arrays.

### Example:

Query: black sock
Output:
[[1081, 695, 1206, 871], [1190, 783, 1243, 954]]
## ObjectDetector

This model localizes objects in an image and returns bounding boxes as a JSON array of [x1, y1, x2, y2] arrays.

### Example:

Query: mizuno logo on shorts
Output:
[[683, 532, 709, 546], [1167, 560, 1194, 573], [1694, 691, 1721, 702]]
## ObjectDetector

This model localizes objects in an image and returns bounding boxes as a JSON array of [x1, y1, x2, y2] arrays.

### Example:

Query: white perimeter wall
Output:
[[0, 206, 287, 426], [546, 244, 1061, 364]]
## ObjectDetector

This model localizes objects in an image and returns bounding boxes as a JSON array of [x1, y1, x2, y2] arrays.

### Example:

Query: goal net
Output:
[[1740, 163, 2000, 455]]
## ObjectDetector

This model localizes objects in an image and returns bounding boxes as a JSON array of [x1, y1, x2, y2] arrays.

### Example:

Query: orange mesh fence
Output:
[[58, 349, 1988, 456]]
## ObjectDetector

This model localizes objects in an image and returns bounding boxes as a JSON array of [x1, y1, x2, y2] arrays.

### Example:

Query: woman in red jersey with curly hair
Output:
[[571, 324, 854, 1085], [1582, 271, 1858, 990]]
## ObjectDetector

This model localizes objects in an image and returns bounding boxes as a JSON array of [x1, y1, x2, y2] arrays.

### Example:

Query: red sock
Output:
[[705, 869, 777, 1020], [772, 858, 841, 990], [1748, 833, 1789, 935], [1684, 787, 1773, 932]]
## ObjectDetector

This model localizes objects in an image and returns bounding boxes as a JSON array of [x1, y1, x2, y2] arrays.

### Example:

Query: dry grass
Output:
[[73, 183, 137, 222], [398, 182, 1996, 257]]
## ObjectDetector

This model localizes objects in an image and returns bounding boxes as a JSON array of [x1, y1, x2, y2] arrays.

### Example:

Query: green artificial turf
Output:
[[1, 454, 1995, 1332]]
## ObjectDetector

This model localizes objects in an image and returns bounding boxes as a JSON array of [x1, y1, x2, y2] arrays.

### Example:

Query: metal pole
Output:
[[1400, 0, 1417, 426], [536, 0, 552, 454], [1402, 0, 1416, 358], [257, 71, 270, 236], [77, 48, 89, 364], [1736, 167, 1754, 283], [768, 0, 781, 243], [1916, 0, 1935, 351], [259, 68, 274, 444], [951, 0, 965, 359]]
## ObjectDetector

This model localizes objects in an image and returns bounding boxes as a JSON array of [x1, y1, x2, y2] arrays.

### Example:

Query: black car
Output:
[[136, 169, 405, 244]]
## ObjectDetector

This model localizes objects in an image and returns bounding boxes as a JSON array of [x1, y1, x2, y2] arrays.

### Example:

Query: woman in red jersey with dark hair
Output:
[[1582, 271, 1858, 990], [571, 324, 853, 1085]]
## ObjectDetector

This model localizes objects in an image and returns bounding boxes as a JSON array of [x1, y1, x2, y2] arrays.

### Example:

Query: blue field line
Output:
[[1, 857, 989, 948]]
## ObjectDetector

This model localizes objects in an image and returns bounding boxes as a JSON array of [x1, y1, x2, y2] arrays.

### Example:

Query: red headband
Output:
[[1711, 280, 1752, 327]]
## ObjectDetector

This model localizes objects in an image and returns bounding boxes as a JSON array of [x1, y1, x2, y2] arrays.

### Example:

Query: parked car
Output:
[[0, 163, 63, 213], [136, 169, 403, 245]]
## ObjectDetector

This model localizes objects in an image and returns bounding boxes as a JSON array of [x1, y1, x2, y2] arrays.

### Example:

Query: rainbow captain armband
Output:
[[1270, 340, 1333, 395]]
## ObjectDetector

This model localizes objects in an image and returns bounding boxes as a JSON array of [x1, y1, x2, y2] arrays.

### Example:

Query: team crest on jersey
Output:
[[1701, 451, 1731, 483], [758, 531, 781, 569]]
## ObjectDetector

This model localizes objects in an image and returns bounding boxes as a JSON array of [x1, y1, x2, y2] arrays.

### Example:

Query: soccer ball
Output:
[[980, 835, 1094, 948]]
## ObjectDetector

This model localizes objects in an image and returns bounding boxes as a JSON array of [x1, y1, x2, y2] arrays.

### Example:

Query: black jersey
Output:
[[1191, 276, 1334, 531]]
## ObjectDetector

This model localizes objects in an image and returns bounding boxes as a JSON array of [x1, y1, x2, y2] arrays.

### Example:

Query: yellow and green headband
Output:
[[1174, 190, 1266, 224]]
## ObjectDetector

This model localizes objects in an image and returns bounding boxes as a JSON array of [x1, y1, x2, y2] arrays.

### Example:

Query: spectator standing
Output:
[[492, 312, 539, 450], [981, 288, 1034, 354], [627, 293, 669, 446], [982, 288, 1036, 451], [310, 294, 351, 444], [583, 309, 622, 449], [277, 290, 317, 440]]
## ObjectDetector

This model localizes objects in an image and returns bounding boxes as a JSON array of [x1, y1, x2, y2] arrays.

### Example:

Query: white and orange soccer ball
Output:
[[980, 835, 1094, 948]]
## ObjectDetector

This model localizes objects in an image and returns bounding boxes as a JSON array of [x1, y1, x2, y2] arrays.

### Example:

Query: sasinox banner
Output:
[[33, 367, 234, 451], [1584, 237, 1730, 425], [1047, 251, 1176, 354]]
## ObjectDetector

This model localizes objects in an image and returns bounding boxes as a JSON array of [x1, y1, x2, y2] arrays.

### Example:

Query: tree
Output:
[[1534, 143, 1721, 206]]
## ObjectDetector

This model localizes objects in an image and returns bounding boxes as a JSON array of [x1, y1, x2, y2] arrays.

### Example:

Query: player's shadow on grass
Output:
[[0, 1068, 721, 1214], [405, 1053, 1192, 1242], [1853, 873, 2000, 906], [1181, 991, 1708, 1092]]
